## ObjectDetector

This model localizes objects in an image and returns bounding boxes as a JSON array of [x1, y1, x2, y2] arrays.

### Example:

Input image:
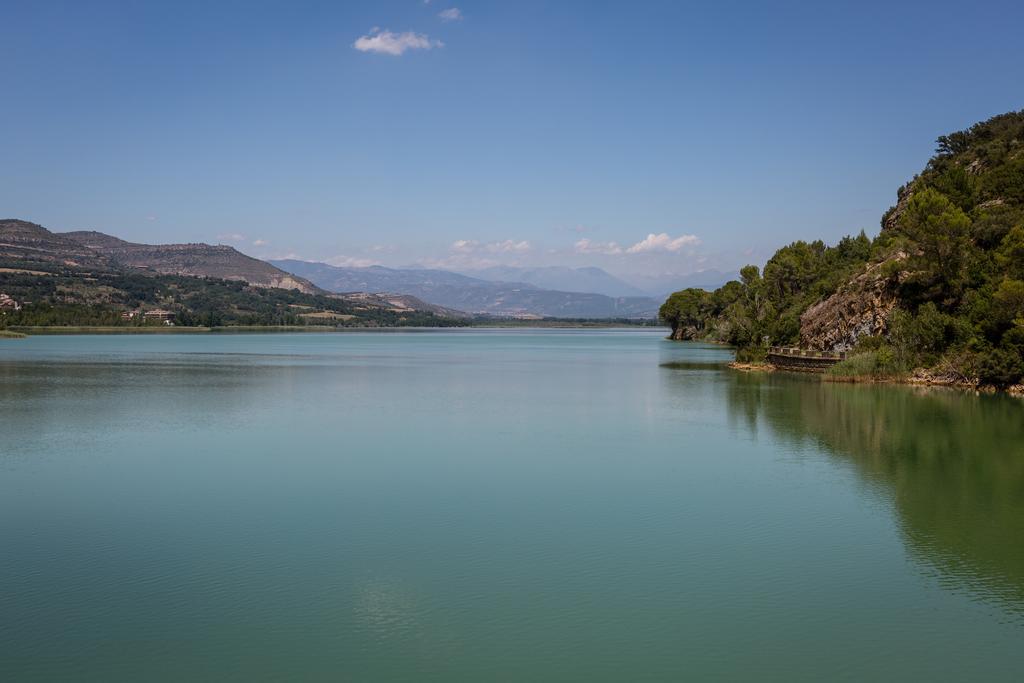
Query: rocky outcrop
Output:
[[881, 183, 913, 232], [799, 253, 907, 352], [669, 324, 701, 341]]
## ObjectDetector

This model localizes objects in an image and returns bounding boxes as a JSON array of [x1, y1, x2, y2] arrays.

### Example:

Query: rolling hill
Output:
[[0, 220, 463, 327], [0, 219, 114, 270], [61, 230, 319, 294]]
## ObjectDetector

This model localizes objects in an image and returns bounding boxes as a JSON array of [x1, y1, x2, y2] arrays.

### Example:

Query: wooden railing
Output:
[[766, 346, 846, 373]]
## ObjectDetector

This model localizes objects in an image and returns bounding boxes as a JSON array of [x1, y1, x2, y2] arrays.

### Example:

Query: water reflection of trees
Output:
[[725, 372, 1024, 611]]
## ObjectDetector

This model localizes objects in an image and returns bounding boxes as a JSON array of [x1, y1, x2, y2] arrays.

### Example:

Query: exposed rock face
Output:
[[669, 325, 701, 341], [881, 183, 913, 232], [799, 253, 907, 352]]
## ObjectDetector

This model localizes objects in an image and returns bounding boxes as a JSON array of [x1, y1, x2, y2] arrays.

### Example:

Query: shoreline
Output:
[[3, 322, 663, 336], [727, 361, 774, 372], [725, 359, 1023, 396]]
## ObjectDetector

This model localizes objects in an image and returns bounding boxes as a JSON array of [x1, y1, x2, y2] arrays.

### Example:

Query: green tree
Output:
[[993, 278, 1024, 327], [977, 345, 1024, 388], [996, 224, 1024, 280], [659, 288, 711, 338], [898, 187, 973, 305]]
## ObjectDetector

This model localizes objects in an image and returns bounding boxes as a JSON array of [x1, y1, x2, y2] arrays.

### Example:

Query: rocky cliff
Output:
[[799, 253, 907, 352], [669, 324, 702, 341]]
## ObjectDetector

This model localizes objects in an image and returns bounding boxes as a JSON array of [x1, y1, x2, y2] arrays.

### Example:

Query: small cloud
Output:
[[145, 215, 158, 222], [626, 232, 700, 254], [326, 255, 382, 268], [575, 238, 623, 255], [252, 239, 269, 247], [451, 239, 479, 253], [353, 28, 443, 56], [438, 7, 463, 21], [217, 233, 247, 243], [488, 239, 530, 253]]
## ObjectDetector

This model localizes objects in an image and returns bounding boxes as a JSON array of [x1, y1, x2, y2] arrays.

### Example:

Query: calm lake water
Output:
[[1, 329, 1023, 681]]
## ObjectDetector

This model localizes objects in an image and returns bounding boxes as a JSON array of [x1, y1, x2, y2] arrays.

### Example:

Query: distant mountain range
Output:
[[462, 265, 732, 299], [465, 265, 648, 298], [272, 260, 661, 318], [0, 219, 463, 323], [0, 217, 721, 320], [628, 270, 733, 298]]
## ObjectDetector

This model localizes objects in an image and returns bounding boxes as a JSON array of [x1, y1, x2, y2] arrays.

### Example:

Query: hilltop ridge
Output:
[[0, 219, 114, 270], [0, 221, 464, 328], [61, 230, 320, 294]]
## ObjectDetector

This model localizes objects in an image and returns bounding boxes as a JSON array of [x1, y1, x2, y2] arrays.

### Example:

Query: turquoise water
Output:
[[1, 329, 1022, 681]]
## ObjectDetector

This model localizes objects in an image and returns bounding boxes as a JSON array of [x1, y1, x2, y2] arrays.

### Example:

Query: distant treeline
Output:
[[0, 267, 460, 329]]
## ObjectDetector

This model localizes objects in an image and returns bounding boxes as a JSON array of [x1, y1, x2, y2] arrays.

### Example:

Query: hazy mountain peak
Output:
[[273, 259, 658, 318], [468, 265, 647, 297]]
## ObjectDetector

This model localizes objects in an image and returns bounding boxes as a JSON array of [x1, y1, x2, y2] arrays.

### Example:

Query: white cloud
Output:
[[145, 215, 158, 222], [217, 233, 247, 243], [488, 239, 530, 253], [451, 239, 479, 253], [626, 232, 700, 254], [438, 7, 463, 21], [574, 238, 623, 255], [252, 239, 269, 247], [353, 28, 443, 56]]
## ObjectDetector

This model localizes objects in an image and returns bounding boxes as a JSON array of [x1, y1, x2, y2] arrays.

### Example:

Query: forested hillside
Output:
[[661, 111, 1024, 388], [0, 266, 461, 328], [0, 220, 462, 329]]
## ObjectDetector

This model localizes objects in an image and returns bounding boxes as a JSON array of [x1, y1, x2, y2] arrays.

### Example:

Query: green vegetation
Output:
[[827, 352, 902, 381], [0, 267, 461, 330], [661, 111, 1024, 389], [0, 265, 659, 334], [660, 234, 871, 354]]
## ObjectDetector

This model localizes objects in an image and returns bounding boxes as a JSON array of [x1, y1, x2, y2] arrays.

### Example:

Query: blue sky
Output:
[[2, 0, 1022, 286]]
